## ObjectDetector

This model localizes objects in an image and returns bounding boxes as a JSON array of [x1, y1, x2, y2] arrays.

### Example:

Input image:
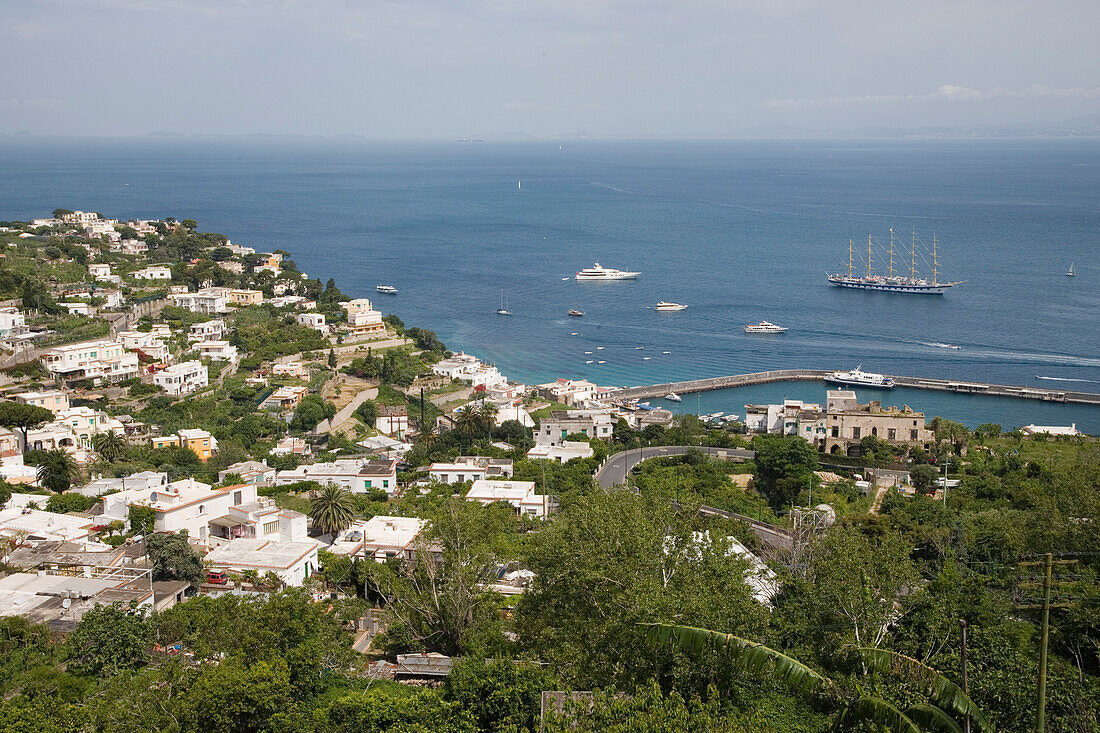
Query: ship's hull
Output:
[[824, 375, 894, 389], [828, 276, 952, 294], [576, 273, 639, 280]]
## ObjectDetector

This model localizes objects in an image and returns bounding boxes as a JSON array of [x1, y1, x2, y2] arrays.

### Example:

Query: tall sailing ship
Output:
[[827, 230, 961, 294]]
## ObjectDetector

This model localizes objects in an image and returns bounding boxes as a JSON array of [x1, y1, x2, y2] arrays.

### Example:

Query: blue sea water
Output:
[[1, 137, 1098, 431]]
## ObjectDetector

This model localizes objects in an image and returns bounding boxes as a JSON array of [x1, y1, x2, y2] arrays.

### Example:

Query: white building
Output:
[[429, 456, 514, 484], [218, 460, 276, 486], [465, 480, 550, 518], [274, 458, 398, 495], [0, 507, 95, 546], [188, 319, 227, 342], [171, 288, 229, 314], [1021, 423, 1081, 437], [744, 399, 824, 435], [343, 299, 385, 338], [76, 471, 168, 497], [118, 330, 171, 362], [328, 515, 428, 561], [431, 353, 506, 389], [54, 406, 124, 447], [536, 378, 601, 407], [99, 479, 250, 541], [0, 307, 28, 340], [526, 441, 594, 463], [195, 340, 239, 363], [537, 409, 614, 446], [153, 360, 209, 396], [88, 263, 112, 279], [296, 312, 327, 332], [42, 339, 139, 382], [376, 405, 409, 437], [59, 301, 93, 316], [271, 361, 309, 378], [132, 265, 172, 280], [203, 537, 318, 587]]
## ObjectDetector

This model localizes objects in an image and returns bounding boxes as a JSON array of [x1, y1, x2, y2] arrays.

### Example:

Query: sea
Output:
[[2, 137, 1099, 432]]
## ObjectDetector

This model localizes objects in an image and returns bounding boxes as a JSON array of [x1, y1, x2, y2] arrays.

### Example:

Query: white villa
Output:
[[465, 479, 551, 518], [42, 339, 140, 382], [153, 360, 209, 396]]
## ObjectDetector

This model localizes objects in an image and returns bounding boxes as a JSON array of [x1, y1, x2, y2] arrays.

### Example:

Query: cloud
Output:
[[763, 84, 1100, 108]]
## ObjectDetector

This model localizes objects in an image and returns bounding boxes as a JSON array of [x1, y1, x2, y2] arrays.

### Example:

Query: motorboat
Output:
[[825, 365, 895, 389], [664, 392, 682, 402], [744, 321, 788, 333], [575, 262, 640, 280], [568, 309, 585, 317], [655, 301, 688, 311], [376, 284, 398, 294]]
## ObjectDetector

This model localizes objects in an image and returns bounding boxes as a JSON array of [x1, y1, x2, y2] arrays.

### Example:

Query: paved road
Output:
[[596, 446, 755, 489]]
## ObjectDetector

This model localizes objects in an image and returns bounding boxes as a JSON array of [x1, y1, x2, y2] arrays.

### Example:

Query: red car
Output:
[[206, 570, 228, 585]]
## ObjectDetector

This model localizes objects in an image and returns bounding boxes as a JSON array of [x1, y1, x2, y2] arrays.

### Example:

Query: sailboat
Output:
[[1066, 262, 1076, 277], [496, 290, 513, 316], [517, 180, 522, 191], [827, 230, 962, 294]]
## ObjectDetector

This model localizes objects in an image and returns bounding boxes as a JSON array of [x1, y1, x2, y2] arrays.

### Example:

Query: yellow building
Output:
[[150, 429, 219, 462], [228, 289, 264, 306]]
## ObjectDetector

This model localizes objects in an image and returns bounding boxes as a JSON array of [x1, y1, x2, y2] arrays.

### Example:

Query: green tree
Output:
[[321, 685, 475, 733], [445, 658, 556, 732], [44, 493, 97, 514], [328, 348, 337, 369], [0, 401, 54, 450], [128, 505, 155, 534], [751, 434, 818, 509], [35, 449, 81, 493], [180, 218, 198, 230], [176, 657, 292, 733], [145, 531, 206, 585], [310, 485, 356, 537], [910, 463, 939, 495], [65, 603, 149, 676], [91, 430, 127, 462]]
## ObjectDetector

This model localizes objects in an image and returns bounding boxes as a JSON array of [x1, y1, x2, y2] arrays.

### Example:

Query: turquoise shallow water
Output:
[[1, 137, 1098, 430]]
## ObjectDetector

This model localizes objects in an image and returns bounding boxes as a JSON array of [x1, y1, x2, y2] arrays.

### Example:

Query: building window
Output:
[[852, 427, 861, 439], [383, 480, 389, 489], [198, 505, 206, 514], [910, 429, 918, 440], [871, 427, 878, 437], [233, 491, 242, 505], [831, 426, 839, 438], [887, 429, 896, 440]]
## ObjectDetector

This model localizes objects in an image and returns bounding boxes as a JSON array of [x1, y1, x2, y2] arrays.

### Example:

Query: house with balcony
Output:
[[227, 289, 264, 306], [12, 390, 70, 414], [271, 361, 309, 378], [150, 428, 218, 462], [328, 516, 428, 561], [342, 299, 385, 338], [194, 341, 239, 363], [118, 330, 171, 362], [187, 319, 227, 342], [465, 480, 551, 518], [41, 339, 140, 383], [132, 265, 172, 280], [170, 288, 229, 314], [274, 457, 397, 495], [536, 409, 614, 446], [428, 456, 514, 484], [261, 385, 308, 412], [153, 360, 209, 396]]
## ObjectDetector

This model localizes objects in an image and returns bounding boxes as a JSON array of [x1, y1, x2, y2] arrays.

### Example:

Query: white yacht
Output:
[[655, 301, 687, 311], [744, 321, 788, 333], [664, 392, 683, 402], [825, 365, 895, 389], [575, 262, 641, 280], [376, 284, 398, 294]]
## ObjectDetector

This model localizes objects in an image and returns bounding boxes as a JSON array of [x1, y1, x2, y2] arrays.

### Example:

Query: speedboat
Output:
[[825, 365, 894, 389], [744, 321, 787, 333], [575, 262, 640, 280], [568, 309, 585, 317], [655, 301, 687, 311], [664, 392, 682, 402], [376, 284, 398, 294]]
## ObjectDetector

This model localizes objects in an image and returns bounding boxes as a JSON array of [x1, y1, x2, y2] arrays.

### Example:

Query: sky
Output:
[[2, 0, 1098, 138]]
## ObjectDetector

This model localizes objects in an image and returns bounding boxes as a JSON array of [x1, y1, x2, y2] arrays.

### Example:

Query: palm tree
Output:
[[477, 402, 499, 439], [454, 404, 479, 436], [91, 430, 127, 462], [36, 448, 82, 493], [644, 623, 989, 733], [310, 484, 357, 537]]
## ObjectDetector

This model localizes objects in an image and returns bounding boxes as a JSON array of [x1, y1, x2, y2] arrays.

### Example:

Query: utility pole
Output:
[[960, 619, 970, 733]]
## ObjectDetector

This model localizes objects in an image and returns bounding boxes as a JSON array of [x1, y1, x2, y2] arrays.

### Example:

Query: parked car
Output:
[[206, 570, 228, 585]]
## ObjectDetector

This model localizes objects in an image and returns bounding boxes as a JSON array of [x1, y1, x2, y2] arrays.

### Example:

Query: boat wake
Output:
[[1035, 376, 1100, 384]]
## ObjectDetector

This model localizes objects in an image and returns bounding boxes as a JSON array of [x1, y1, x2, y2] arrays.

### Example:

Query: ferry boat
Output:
[[664, 392, 682, 402], [376, 284, 398, 294], [568, 309, 585, 317], [744, 321, 787, 333], [575, 262, 640, 280], [827, 230, 961, 294], [825, 365, 895, 389], [655, 301, 687, 311]]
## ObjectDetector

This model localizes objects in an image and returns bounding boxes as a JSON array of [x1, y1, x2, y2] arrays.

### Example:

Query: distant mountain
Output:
[[734, 116, 1100, 139]]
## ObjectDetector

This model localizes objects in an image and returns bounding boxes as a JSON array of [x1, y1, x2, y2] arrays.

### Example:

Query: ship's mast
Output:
[[866, 234, 873, 277], [888, 228, 895, 278], [910, 231, 917, 280], [848, 238, 853, 277], [932, 234, 939, 285]]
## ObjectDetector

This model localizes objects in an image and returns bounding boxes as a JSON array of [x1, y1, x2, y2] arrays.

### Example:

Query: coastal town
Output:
[[0, 210, 1095, 731]]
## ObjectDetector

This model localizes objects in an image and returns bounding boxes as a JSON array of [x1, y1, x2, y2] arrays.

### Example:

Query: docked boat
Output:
[[568, 309, 585, 317], [825, 365, 894, 389], [575, 262, 640, 280], [664, 392, 682, 402], [744, 321, 788, 333], [827, 230, 961, 294], [376, 284, 398, 294], [655, 301, 687, 311]]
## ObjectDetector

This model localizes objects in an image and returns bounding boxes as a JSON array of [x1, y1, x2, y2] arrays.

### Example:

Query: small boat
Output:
[[562, 277, 570, 281], [662, 351, 671, 354], [585, 360, 594, 364], [496, 290, 513, 316], [570, 332, 578, 335], [376, 284, 398, 294], [636, 402, 653, 411], [642, 356, 651, 360], [568, 309, 585, 317], [655, 301, 688, 311], [634, 346, 644, 350], [664, 392, 682, 402], [596, 346, 604, 350], [597, 360, 606, 364], [745, 320, 788, 333], [927, 342, 961, 350], [825, 365, 894, 389], [1066, 263, 1076, 277]]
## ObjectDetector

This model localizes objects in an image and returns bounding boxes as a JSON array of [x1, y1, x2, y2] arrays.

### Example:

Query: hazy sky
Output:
[[3, 0, 1098, 137]]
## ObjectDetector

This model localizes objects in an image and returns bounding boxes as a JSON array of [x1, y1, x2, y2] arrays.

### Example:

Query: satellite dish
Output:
[[150, 491, 158, 502], [62, 598, 72, 609]]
